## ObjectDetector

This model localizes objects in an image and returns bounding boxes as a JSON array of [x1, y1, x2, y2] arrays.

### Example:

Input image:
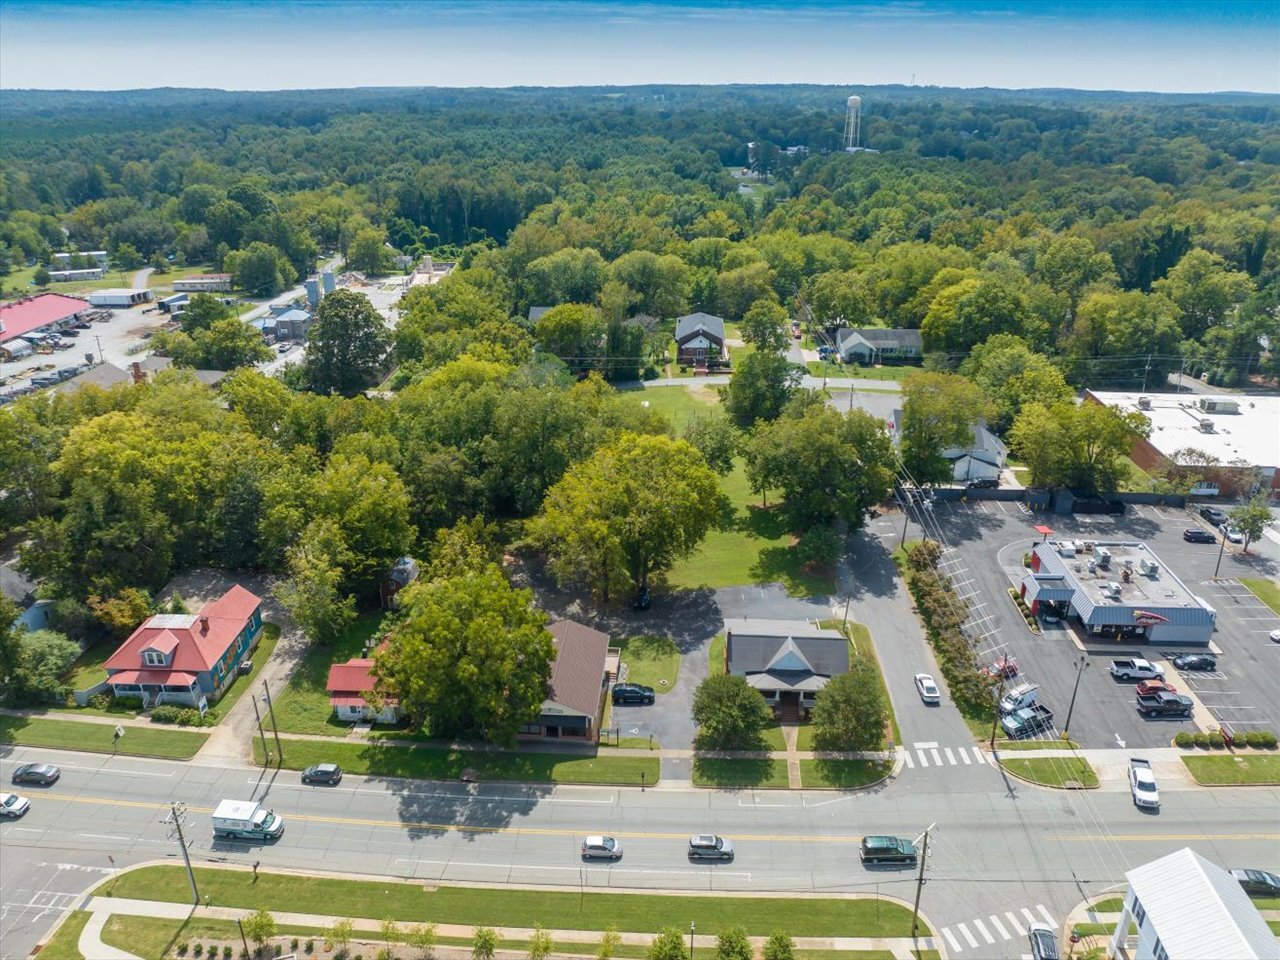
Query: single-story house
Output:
[[172, 274, 232, 293], [723, 620, 849, 720], [327, 655, 401, 724], [2, 563, 53, 633], [379, 556, 420, 610], [53, 251, 109, 267], [674, 312, 726, 366], [48, 268, 105, 283], [943, 421, 1008, 482], [835, 327, 923, 365], [103, 585, 264, 708], [520, 620, 612, 741]]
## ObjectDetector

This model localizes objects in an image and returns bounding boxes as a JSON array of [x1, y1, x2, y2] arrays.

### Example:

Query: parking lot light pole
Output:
[[1062, 655, 1090, 741]]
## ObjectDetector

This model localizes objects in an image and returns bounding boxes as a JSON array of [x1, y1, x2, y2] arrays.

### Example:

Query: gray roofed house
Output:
[[835, 327, 924, 365], [674, 312, 726, 366], [528, 306, 552, 323], [723, 620, 849, 720], [523, 620, 612, 741]]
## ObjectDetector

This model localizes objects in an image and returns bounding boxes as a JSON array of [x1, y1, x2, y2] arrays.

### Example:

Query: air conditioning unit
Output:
[[1139, 557, 1160, 577], [1199, 418, 1215, 432], [1137, 396, 1152, 410], [1096, 547, 1112, 568]]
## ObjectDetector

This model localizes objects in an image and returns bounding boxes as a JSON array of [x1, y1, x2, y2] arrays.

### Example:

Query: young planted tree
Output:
[[1228, 494, 1273, 554], [646, 929, 690, 960], [528, 924, 553, 960], [472, 927, 500, 960], [714, 926, 754, 960], [762, 932, 795, 960], [597, 925, 622, 960], [693, 674, 772, 750], [242, 908, 277, 948], [406, 922, 438, 959]]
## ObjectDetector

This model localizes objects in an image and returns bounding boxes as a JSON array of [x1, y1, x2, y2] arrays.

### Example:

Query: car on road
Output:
[[1182, 528, 1217, 543], [581, 835, 622, 860], [914, 673, 941, 703], [688, 834, 735, 861], [12, 763, 60, 786], [1231, 868, 1280, 897], [1220, 524, 1245, 543], [1028, 922, 1060, 960], [277, 343, 291, 353], [0, 793, 30, 818], [301, 763, 343, 785], [1128, 758, 1159, 809], [1199, 506, 1228, 525], [1172, 654, 1217, 671], [612, 683, 655, 705], [1135, 679, 1177, 697], [860, 835, 918, 865]]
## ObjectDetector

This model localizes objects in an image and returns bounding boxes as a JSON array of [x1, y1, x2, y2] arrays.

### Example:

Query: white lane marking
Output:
[[941, 928, 963, 953], [959, 749, 972, 765], [254, 781, 616, 804], [930, 748, 943, 766], [1006, 911, 1024, 934], [944, 748, 957, 765], [1020, 907, 1039, 928], [989, 914, 1010, 939], [79, 833, 130, 842], [957, 922, 979, 948], [0, 759, 174, 778], [916, 750, 930, 768], [392, 858, 753, 879], [972, 917, 995, 944]]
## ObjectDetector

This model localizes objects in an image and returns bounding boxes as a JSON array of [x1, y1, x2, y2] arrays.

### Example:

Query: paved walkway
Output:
[[75, 895, 939, 960]]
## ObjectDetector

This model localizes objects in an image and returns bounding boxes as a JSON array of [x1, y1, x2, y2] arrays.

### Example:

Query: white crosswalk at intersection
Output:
[[901, 743, 991, 769], [938, 905, 1058, 953]]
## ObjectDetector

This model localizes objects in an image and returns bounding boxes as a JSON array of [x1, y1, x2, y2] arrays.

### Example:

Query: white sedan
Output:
[[0, 792, 30, 818], [1269, 629, 1280, 643], [1220, 524, 1245, 543], [914, 673, 941, 704]]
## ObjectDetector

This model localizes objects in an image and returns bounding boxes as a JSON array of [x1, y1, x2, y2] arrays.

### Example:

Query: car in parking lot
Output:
[[12, 763, 60, 786], [581, 835, 623, 860], [965, 476, 999, 489], [1172, 654, 1217, 671], [1199, 506, 1228, 525], [1027, 922, 1060, 960], [688, 834, 735, 860], [0, 793, 30, 818], [1270, 629, 1280, 644], [1231, 868, 1280, 897], [301, 763, 343, 785], [860, 835, 918, 864], [612, 683, 655, 705], [1182, 528, 1217, 543], [914, 673, 940, 703], [1220, 524, 1245, 543], [1135, 679, 1177, 697]]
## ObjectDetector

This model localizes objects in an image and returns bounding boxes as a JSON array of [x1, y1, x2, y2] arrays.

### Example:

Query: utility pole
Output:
[[900, 500, 911, 549], [910, 824, 933, 937], [1213, 529, 1228, 580], [250, 692, 270, 766], [1061, 655, 1090, 741], [989, 668, 1010, 749], [1141, 354, 1152, 393], [165, 802, 200, 905], [94, 334, 104, 364], [262, 679, 283, 764]]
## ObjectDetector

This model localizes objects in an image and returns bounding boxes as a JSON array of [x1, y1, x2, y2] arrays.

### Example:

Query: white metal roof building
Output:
[[1110, 848, 1278, 960], [87, 288, 153, 307]]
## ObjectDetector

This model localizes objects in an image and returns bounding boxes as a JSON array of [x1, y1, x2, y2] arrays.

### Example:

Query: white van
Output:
[[999, 682, 1039, 715]]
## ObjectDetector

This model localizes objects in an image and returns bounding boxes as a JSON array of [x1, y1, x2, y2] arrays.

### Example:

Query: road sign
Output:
[[114, 725, 125, 739]]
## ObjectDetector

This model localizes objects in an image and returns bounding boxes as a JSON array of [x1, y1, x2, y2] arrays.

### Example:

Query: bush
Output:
[[1193, 732, 1210, 748], [88, 693, 112, 710], [193, 945, 203, 957], [177, 943, 189, 957], [291, 939, 299, 950], [151, 705, 182, 724], [1253, 730, 1278, 749], [274, 946, 282, 957], [305, 941, 314, 954], [224, 947, 233, 959], [112, 695, 144, 712], [1174, 732, 1194, 748], [1208, 731, 1226, 749]]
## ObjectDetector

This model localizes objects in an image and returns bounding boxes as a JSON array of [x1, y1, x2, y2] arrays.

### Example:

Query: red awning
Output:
[[110, 669, 198, 686], [1034, 525, 1054, 536]]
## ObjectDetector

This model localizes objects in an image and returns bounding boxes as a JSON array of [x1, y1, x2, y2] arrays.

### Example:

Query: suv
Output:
[[1028, 922, 1060, 960], [1199, 506, 1228, 525], [965, 476, 999, 489], [1182, 528, 1216, 543], [687, 834, 735, 861], [301, 763, 343, 785], [860, 835, 917, 864], [612, 683, 655, 705], [581, 835, 622, 860]]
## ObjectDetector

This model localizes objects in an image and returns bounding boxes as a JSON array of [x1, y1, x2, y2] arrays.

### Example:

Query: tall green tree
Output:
[[227, 240, 295, 297], [739, 298, 791, 353], [272, 519, 356, 645], [1227, 495, 1273, 554], [959, 334, 1073, 432], [534, 303, 606, 374], [304, 289, 391, 397], [1153, 248, 1254, 340], [811, 661, 888, 751], [899, 371, 989, 485], [693, 674, 772, 750], [347, 226, 395, 275], [1008, 400, 1150, 493], [719, 351, 802, 428]]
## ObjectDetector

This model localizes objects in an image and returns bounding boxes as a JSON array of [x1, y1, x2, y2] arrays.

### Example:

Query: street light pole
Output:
[[1062, 655, 1090, 741], [689, 921, 696, 959]]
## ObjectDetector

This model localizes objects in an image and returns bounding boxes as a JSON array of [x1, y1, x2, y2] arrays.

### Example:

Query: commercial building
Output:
[[172, 274, 232, 293], [87, 288, 153, 308], [1022, 540, 1216, 646], [1109, 848, 1277, 960], [723, 620, 849, 720], [0, 292, 89, 345], [1086, 390, 1280, 500]]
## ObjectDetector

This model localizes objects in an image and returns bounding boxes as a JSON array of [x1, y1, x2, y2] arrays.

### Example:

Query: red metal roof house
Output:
[[327, 653, 401, 724]]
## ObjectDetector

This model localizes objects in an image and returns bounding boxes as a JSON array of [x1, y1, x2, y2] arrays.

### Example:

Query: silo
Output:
[[321, 269, 336, 295], [304, 277, 320, 308]]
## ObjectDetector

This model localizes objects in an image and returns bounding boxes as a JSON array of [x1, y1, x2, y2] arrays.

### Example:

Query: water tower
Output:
[[843, 95, 862, 152]]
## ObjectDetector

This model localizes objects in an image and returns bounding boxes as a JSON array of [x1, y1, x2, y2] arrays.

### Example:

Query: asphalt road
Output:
[[1, 746, 1276, 960]]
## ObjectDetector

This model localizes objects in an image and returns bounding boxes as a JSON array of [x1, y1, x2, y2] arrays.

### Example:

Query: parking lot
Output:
[[903, 497, 1280, 750]]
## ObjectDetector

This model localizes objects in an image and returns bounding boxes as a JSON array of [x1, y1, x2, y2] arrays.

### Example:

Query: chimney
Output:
[[199, 616, 209, 634], [131, 361, 145, 384]]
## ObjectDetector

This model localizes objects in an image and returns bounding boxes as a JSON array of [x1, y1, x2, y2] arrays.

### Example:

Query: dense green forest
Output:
[[1, 84, 1278, 711]]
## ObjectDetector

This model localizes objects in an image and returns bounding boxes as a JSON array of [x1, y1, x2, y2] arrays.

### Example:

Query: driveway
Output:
[[130, 266, 153, 290]]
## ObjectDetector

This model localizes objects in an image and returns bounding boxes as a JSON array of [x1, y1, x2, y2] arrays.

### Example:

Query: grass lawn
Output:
[[100, 866, 928, 937], [63, 640, 118, 693], [1252, 896, 1280, 910], [268, 611, 386, 736], [1239, 578, 1280, 616], [761, 723, 787, 751], [691, 757, 790, 789], [708, 634, 725, 673], [1116, 456, 1156, 493], [256, 737, 658, 786], [1090, 898, 1125, 913], [1182, 754, 1280, 785], [620, 383, 721, 433], [799, 759, 892, 789], [998, 755, 1099, 788], [35, 909, 90, 960], [995, 739, 1081, 751], [0, 714, 208, 759], [615, 635, 680, 693], [668, 459, 834, 596], [1269, 921, 1280, 936]]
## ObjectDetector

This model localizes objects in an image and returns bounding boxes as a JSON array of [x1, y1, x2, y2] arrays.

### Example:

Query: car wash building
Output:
[[1021, 540, 1216, 646]]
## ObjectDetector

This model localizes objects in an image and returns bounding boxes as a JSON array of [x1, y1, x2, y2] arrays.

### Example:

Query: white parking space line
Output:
[[989, 914, 1010, 939], [972, 918, 995, 944], [957, 922, 979, 948], [941, 928, 963, 953]]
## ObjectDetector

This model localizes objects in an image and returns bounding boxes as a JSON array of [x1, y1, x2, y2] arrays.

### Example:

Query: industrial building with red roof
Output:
[[0, 293, 89, 344]]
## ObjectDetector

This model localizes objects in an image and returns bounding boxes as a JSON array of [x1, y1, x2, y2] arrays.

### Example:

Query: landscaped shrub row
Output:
[[1006, 587, 1041, 633], [902, 541, 996, 720], [150, 705, 219, 727], [1175, 729, 1277, 749], [87, 693, 144, 713]]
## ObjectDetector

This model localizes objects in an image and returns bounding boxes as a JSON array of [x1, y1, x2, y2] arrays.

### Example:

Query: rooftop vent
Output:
[[1137, 396, 1152, 410]]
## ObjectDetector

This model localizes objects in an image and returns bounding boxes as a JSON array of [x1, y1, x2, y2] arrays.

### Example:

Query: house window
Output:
[[1131, 897, 1146, 927], [143, 650, 165, 666], [1153, 939, 1168, 960]]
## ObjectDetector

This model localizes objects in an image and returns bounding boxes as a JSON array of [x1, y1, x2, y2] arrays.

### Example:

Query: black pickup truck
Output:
[[1136, 692, 1194, 718]]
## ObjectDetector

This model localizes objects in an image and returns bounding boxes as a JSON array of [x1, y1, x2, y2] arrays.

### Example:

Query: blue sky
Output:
[[1, 0, 1277, 93]]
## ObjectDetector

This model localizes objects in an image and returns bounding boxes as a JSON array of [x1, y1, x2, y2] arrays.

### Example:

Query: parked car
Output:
[[1172, 654, 1217, 671], [1027, 922, 1060, 960], [277, 343, 291, 353], [1231, 868, 1280, 897], [1128, 758, 1159, 809], [301, 763, 343, 785], [914, 673, 941, 704], [965, 476, 999, 489], [0, 793, 30, 818], [1182, 528, 1217, 543], [688, 834, 735, 861], [1135, 679, 1176, 697], [612, 683, 655, 705], [1270, 629, 1280, 644], [860, 835, 918, 864], [1136, 692, 1194, 718], [817, 346, 836, 359], [1002, 704, 1055, 738], [238, 659, 253, 675], [1220, 524, 1245, 543], [631, 588, 651, 611], [12, 763, 60, 786], [1199, 506, 1228, 525], [982, 656, 1019, 680], [581, 835, 622, 860]]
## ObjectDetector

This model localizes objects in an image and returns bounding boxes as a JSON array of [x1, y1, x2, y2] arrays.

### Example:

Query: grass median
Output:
[[1182, 754, 1280, 785], [1239, 578, 1280, 616], [994, 739, 1081, 751], [691, 756, 790, 788], [255, 736, 658, 786], [997, 755, 1099, 788], [35, 909, 91, 960], [799, 759, 892, 789], [98, 865, 929, 937], [0, 714, 208, 760]]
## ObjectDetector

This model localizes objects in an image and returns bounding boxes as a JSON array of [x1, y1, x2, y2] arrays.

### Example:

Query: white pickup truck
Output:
[[1110, 658, 1164, 681], [1128, 758, 1159, 809]]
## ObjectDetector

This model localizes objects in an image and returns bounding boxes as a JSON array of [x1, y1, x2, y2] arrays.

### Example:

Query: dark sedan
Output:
[[12, 763, 61, 786], [1182, 528, 1217, 544], [1199, 506, 1228, 525], [1232, 868, 1280, 897], [611, 683, 655, 705], [1172, 654, 1217, 671], [301, 763, 343, 785]]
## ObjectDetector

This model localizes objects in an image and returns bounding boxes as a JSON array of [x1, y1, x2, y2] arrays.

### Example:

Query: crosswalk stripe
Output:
[[941, 927, 963, 953], [1037, 904, 1055, 926], [972, 918, 995, 944], [931, 748, 943, 765], [902, 749, 914, 769], [916, 749, 930, 768], [1006, 911, 1023, 933], [957, 922, 979, 948], [944, 747, 957, 765], [974, 746, 990, 764], [989, 914, 1010, 939], [959, 748, 972, 765], [1020, 907, 1039, 928]]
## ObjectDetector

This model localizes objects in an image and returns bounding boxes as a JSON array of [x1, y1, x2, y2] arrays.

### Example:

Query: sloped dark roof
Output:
[[836, 327, 923, 352], [675, 312, 725, 342], [545, 620, 610, 720], [727, 624, 848, 679]]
